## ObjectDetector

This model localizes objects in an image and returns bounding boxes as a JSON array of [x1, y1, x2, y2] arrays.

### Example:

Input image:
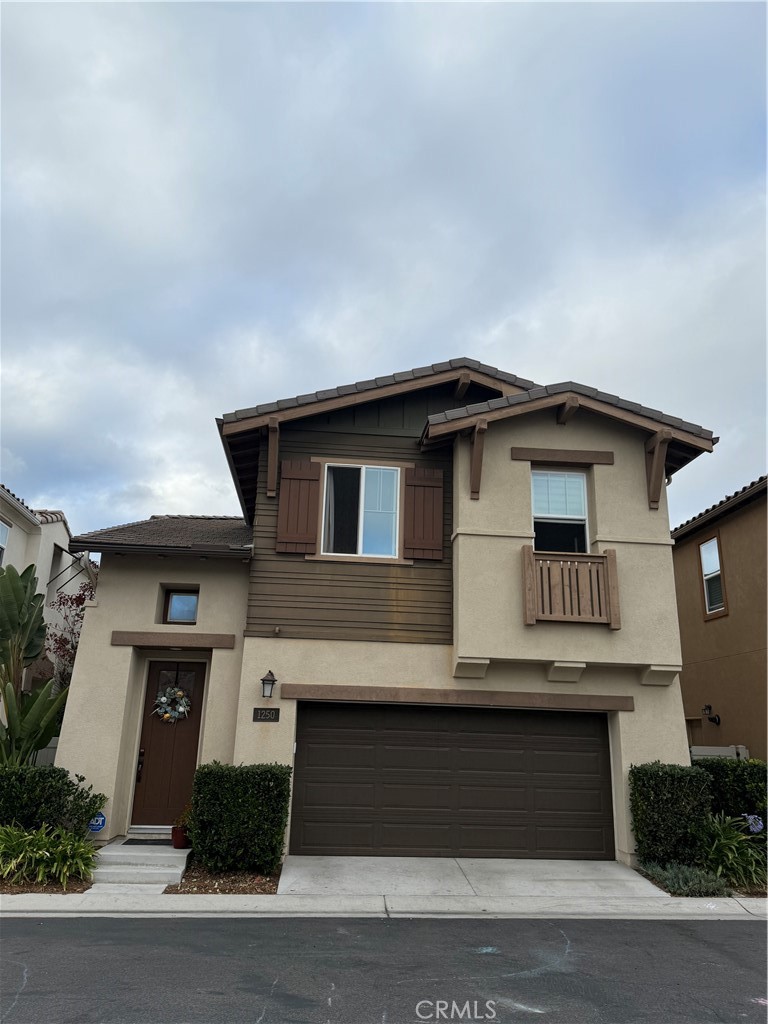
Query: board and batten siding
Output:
[[246, 415, 454, 645]]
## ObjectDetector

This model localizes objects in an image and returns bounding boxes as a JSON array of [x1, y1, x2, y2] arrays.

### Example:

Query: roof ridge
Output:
[[222, 356, 540, 422], [672, 475, 767, 534]]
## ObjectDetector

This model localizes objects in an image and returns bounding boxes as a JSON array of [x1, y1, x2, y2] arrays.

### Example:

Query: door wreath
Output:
[[153, 685, 191, 723]]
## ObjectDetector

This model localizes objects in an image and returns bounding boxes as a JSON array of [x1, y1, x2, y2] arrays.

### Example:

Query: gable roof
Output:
[[220, 357, 539, 428], [422, 382, 716, 480], [672, 475, 767, 540], [70, 515, 252, 558]]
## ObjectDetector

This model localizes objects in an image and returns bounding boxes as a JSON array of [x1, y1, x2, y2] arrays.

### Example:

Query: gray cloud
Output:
[[2, 2, 764, 533]]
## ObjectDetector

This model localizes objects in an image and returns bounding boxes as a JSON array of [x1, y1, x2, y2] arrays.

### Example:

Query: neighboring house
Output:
[[0, 484, 96, 685], [671, 476, 767, 761], [57, 358, 716, 864]]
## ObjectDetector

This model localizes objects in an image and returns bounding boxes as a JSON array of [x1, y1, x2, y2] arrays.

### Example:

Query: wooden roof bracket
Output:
[[470, 419, 488, 500], [645, 428, 672, 509], [557, 396, 580, 425], [454, 371, 471, 400], [266, 418, 280, 498]]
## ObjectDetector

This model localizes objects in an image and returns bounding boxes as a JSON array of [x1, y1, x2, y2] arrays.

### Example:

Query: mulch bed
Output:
[[0, 878, 92, 895], [164, 862, 280, 895]]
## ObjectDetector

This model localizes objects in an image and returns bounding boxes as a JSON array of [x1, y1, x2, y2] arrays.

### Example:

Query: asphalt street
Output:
[[1, 917, 765, 1024]]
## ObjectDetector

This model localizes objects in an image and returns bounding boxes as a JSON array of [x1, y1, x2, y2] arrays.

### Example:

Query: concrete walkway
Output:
[[1, 857, 765, 919]]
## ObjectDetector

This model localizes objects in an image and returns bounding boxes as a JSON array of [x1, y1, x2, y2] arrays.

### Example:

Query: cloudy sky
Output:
[[2, 2, 765, 536]]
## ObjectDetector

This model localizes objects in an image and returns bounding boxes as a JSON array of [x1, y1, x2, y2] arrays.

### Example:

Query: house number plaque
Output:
[[253, 708, 280, 723]]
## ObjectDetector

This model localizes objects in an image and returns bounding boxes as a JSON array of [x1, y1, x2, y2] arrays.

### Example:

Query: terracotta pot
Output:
[[171, 825, 190, 850]]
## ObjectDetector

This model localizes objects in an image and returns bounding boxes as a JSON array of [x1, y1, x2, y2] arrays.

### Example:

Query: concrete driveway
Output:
[[277, 856, 661, 897]]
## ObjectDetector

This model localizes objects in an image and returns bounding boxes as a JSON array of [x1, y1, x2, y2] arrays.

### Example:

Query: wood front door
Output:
[[131, 661, 205, 826]]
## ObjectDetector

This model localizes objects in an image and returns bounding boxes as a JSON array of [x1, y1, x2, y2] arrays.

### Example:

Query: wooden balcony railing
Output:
[[522, 546, 621, 630]]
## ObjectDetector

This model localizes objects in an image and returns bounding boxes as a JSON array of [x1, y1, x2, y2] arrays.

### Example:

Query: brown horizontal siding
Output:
[[247, 411, 453, 644]]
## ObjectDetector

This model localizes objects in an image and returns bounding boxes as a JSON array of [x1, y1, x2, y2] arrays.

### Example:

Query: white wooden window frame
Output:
[[531, 469, 590, 552], [320, 463, 401, 560]]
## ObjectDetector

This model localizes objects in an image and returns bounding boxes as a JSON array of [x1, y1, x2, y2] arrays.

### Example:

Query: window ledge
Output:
[[305, 553, 414, 566]]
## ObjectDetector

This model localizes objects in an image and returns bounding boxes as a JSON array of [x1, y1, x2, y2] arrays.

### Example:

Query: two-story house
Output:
[[57, 358, 715, 865], [671, 476, 767, 761]]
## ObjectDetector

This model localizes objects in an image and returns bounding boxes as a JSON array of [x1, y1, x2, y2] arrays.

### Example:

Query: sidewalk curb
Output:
[[1, 893, 766, 920]]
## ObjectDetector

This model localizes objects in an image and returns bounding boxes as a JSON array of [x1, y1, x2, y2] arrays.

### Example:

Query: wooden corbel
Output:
[[266, 418, 280, 498], [557, 396, 580, 425], [645, 429, 672, 509], [454, 371, 471, 401], [469, 419, 488, 500]]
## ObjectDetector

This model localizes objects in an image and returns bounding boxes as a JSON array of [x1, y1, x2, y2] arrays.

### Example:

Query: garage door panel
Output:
[[532, 750, 604, 776], [535, 826, 612, 856], [457, 785, 528, 811], [290, 702, 615, 858], [455, 746, 528, 773], [381, 783, 452, 810], [380, 744, 451, 770], [302, 742, 377, 769], [533, 785, 608, 814], [380, 823, 453, 854], [456, 825, 531, 855], [302, 781, 376, 809]]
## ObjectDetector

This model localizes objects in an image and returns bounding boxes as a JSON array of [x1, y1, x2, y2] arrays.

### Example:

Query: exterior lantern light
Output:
[[260, 670, 277, 699]]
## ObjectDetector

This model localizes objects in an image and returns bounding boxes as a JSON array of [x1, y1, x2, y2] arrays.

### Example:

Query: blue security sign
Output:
[[88, 812, 106, 833]]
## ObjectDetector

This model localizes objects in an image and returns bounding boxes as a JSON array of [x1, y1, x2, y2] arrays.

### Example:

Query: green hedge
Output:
[[695, 758, 767, 818], [629, 761, 711, 865], [189, 762, 292, 875], [0, 765, 105, 836]]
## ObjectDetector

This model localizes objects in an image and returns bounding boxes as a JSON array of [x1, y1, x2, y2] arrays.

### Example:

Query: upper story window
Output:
[[322, 465, 400, 558], [532, 470, 587, 553], [0, 522, 8, 566], [163, 589, 199, 624], [699, 536, 726, 615]]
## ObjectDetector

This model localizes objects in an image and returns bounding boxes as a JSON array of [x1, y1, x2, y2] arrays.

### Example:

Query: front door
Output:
[[131, 661, 205, 826]]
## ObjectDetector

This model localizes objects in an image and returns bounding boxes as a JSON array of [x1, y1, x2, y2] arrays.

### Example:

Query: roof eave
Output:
[[69, 540, 253, 559], [672, 478, 767, 540]]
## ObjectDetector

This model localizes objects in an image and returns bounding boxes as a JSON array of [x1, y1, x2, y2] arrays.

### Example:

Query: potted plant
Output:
[[172, 805, 192, 850]]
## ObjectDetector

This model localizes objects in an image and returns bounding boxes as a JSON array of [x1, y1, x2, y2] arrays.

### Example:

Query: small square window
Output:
[[164, 590, 199, 624]]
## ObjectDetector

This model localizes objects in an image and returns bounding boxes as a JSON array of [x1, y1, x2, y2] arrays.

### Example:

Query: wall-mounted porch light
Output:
[[260, 670, 277, 699]]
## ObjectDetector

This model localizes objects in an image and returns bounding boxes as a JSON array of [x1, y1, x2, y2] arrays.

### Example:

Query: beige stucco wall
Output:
[[453, 409, 682, 668], [55, 553, 249, 840]]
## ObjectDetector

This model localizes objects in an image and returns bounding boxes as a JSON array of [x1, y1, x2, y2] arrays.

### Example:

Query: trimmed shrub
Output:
[[699, 813, 767, 890], [695, 758, 767, 818], [640, 861, 732, 898], [189, 762, 292, 875], [0, 824, 97, 889], [0, 765, 106, 836], [629, 761, 711, 865]]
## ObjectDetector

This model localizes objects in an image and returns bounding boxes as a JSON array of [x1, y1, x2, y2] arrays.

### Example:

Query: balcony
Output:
[[522, 546, 621, 630]]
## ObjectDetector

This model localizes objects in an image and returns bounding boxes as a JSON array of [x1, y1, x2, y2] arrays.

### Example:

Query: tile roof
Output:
[[426, 382, 714, 439], [672, 475, 767, 537], [70, 515, 252, 554], [221, 357, 540, 422]]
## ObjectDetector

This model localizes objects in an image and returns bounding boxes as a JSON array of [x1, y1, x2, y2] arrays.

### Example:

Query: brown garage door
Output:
[[290, 702, 614, 858]]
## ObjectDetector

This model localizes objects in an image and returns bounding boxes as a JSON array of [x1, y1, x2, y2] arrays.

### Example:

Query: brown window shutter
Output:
[[276, 460, 321, 554], [403, 467, 444, 560]]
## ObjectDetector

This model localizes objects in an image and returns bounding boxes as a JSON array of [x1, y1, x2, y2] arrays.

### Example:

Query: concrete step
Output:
[[96, 846, 190, 869], [91, 865, 184, 885], [126, 826, 172, 841]]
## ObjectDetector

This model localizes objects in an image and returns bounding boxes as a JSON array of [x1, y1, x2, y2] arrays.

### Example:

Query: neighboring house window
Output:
[[322, 465, 399, 558], [532, 470, 588, 553], [163, 589, 199, 624], [699, 537, 725, 615], [0, 522, 8, 566]]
